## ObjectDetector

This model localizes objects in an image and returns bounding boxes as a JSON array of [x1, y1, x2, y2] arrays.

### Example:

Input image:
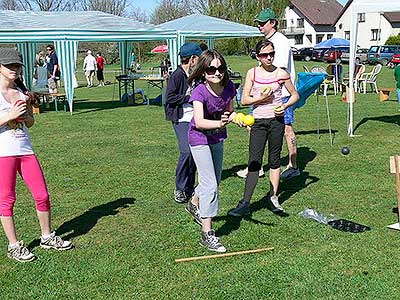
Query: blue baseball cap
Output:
[[179, 43, 202, 58]]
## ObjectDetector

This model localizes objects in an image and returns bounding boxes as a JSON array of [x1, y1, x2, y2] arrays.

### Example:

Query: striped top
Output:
[[251, 67, 289, 119]]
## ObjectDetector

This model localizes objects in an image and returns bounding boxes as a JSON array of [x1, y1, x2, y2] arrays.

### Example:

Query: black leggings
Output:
[[247, 117, 285, 171]]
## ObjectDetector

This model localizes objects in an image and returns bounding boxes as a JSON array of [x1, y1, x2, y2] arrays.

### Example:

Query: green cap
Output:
[[254, 8, 278, 22]]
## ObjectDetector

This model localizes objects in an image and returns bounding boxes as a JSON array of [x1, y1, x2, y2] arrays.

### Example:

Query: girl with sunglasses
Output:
[[228, 40, 299, 217], [0, 48, 72, 262], [187, 50, 239, 252]]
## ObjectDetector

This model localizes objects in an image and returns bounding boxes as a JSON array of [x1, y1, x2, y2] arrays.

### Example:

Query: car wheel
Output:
[[381, 59, 388, 66], [305, 56, 311, 61]]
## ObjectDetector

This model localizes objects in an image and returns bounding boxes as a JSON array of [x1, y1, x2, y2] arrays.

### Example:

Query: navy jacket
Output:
[[165, 65, 190, 122]]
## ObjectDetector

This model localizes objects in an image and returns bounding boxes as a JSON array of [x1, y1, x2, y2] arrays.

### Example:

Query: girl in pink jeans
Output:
[[0, 48, 72, 262]]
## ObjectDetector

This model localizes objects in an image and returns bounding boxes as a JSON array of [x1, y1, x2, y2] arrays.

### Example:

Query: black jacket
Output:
[[165, 65, 190, 122]]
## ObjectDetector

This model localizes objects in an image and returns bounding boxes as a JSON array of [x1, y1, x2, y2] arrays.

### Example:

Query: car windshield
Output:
[[368, 46, 379, 53]]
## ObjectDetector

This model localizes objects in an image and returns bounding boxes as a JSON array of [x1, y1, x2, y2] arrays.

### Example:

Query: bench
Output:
[[378, 88, 396, 102], [34, 92, 67, 112]]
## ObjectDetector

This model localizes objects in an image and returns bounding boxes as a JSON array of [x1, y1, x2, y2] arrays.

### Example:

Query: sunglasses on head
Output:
[[205, 65, 227, 75], [257, 51, 275, 59]]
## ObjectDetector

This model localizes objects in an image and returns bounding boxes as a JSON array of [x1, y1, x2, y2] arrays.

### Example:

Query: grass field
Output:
[[1, 55, 400, 299]]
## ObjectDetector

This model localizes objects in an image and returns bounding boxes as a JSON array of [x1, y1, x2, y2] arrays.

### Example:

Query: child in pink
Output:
[[0, 48, 72, 262]]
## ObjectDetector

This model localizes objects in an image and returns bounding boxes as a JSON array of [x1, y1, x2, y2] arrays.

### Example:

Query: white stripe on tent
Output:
[[17, 42, 37, 90], [118, 41, 133, 74], [54, 40, 78, 114]]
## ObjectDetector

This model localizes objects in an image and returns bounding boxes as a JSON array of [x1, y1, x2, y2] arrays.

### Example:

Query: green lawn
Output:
[[1, 55, 400, 299]]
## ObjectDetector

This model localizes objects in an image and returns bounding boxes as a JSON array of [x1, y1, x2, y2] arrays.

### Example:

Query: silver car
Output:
[[341, 48, 368, 64]]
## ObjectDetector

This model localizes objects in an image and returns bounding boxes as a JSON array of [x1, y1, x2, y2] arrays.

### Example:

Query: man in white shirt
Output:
[[83, 50, 97, 88], [254, 8, 300, 180]]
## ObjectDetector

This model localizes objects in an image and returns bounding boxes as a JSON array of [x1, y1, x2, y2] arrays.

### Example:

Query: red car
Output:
[[388, 53, 400, 68], [324, 49, 343, 63]]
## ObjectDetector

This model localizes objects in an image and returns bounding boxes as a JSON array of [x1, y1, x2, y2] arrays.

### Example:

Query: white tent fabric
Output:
[[158, 14, 262, 69], [17, 42, 38, 90], [0, 10, 176, 113], [348, 0, 400, 136]]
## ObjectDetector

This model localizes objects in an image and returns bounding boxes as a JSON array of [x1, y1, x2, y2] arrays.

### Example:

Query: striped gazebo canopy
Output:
[[0, 10, 176, 112], [157, 14, 262, 69]]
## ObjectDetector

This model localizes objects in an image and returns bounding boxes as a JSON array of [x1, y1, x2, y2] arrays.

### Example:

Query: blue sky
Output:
[[133, 0, 348, 14]]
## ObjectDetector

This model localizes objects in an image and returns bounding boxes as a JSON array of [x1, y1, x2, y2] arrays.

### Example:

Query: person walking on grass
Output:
[[236, 8, 299, 180], [96, 52, 105, 87], [187, 50, 240, 252], [228, 40, 299, 217], [83, 50, 97, 88], [0, 48, 72, 262], [165, 43, 202, 209]]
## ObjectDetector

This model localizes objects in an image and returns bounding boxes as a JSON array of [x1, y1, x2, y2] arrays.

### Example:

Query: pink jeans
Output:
[[0, 154, 50, 217]]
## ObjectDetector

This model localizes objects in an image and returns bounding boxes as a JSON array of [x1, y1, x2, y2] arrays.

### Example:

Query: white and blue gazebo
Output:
[[0, 10, 176, 113], [157, 14, 262, 70]]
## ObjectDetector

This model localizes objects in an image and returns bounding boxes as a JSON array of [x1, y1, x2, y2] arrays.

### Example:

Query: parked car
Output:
[[312, 48, 328, 61], [367, 45, 400, 65], [293, 47, 314, 61], [388, 53, 400, 68], [324, 49, 344, 63], [341, 48, 368, 64]]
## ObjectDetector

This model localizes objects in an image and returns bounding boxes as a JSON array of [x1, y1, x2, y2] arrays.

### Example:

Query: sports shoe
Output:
[[280, 166, 300, 180], [228, 199, 251, 217], [270, 195, 283, 212], [40, 232, 73, 250], [185, 201, 202, 225], [174, 190, 188, 203], [199, 230, 226, 253], [7, 241, 36, 262], [236, 167, 265, 178]]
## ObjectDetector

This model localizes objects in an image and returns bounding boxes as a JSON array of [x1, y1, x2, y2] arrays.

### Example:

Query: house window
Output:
[[345, 31, 350, 40], [371, 29, 381, 41], [306, 34, 312, 43], [297, 18, 304, 28], [295, 35, 303, 45], [357, 13, 365, 22], [327, 34, 333, 39], [317, 35, 323, 43], [282, 19, 287, 29]]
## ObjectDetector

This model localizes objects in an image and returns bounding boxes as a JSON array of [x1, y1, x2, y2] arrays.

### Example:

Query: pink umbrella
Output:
[[151, 45, 168, 53]]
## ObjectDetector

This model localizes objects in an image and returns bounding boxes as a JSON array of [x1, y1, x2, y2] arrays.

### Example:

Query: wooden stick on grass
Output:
[[175, 247, 274, 263]]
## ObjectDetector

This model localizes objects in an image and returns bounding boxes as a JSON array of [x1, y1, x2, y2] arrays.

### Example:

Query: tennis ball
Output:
[[234, 112, 245, 123], [274, 105, 284, 113], [243, 115, 255, 126]]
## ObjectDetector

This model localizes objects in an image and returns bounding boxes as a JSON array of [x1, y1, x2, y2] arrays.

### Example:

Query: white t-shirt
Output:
[[268, 31, 296, 97], [0, 91, 34, 157], [84, 55, 97, 71]]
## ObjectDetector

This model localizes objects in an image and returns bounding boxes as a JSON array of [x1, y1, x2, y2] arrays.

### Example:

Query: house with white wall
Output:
[[280, 0, 343, 48], [334, 0, 400, 48]]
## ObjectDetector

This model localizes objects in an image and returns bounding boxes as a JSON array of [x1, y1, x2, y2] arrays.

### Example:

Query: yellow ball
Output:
[[262, 86, 271, 94], [234, 112, 245, 123], [243, 114, 255, 126]]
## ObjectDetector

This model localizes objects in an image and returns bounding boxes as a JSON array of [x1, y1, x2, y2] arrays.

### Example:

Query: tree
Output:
[[151, 0, 193, 25], [79, 0, 127, 16]]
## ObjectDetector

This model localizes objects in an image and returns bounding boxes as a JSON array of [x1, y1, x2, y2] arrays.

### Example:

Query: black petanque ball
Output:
[[341, 146, 350, 155]]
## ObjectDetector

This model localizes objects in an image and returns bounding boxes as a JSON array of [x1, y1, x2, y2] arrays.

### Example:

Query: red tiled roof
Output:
[[290, 0, 343, 25]]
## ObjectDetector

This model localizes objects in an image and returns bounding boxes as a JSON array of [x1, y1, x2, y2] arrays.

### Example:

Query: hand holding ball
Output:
[[234, 113, 245, 123]]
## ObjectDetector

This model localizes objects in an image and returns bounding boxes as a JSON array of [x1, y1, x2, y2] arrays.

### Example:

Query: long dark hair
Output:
[[188, 50, 229, 87]]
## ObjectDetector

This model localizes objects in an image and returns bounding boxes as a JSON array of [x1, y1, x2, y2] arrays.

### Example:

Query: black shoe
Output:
[[228, 199, 251, 217], [174, 190, 187, 203]]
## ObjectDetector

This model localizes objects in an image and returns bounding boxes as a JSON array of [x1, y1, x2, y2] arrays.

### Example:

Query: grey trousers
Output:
[[190, 142, 224, 218]]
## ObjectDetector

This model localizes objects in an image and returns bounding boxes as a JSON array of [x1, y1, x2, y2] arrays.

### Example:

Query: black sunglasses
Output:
[[257, 21, 268, 27], [205, 65, 227, 75], [257, 51, 275, 59]]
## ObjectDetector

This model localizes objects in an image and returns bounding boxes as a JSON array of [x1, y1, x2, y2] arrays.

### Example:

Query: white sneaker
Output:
[[270, 195, 283, 212], [7, 241, 37, 262], [236, 167, 265, 178], [40, 231, 73, 250]]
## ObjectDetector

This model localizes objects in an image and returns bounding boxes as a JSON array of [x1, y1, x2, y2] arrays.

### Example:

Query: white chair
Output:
[[360, 64, 382, 94]]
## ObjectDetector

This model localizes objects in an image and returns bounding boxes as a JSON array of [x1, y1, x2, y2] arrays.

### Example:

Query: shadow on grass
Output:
[[354, 114, 400, 133], [28, 197, 135, 249], [296, 129, 338, 136], [215, 147, 318, 237]]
